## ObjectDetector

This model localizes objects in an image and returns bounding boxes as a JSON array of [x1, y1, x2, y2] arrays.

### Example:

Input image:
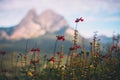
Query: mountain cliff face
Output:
[[0, 9, 73, 40]]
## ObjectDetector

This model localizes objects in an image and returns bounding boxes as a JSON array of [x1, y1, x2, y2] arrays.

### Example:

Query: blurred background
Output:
[[0, 0, 120, 53]]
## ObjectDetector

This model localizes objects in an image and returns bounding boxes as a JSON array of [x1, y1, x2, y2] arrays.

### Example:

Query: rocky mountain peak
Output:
[[0, 9, 71, 40], [19, 8, 37, 26], [37, 9, 69, 33]]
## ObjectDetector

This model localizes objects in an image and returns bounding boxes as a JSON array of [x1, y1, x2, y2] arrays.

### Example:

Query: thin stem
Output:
[[53, 40, 58, 57]]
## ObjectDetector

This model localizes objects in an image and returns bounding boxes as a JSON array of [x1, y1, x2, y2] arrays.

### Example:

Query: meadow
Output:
[[0, 18, 120, 80]]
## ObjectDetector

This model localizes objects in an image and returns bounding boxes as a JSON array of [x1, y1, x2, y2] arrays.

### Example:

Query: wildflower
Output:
[[36, 48, 40, 52], [75, 18, 80, 23], [57, 52, 61, 55], [60, 55, 64, 58], [74, 45, 81, 49], [30, 59, 40, 65], [31, 48, 35, 52], [0, 51, 6, 56], [69, 45, 81, 51], [30, 59, 35, 65], [90, 64, 94, 68], [94, 52, 99, 58], [31, 48, 40, 52], [28, 71, 33, 77], [111, 45, 118, 52], [56, 35, 65, 41], [112, 45, 116, 49], [79, 17, 84, 22], [75, 17, 84, 23], [49, 57, 55, 63], [76, 53, 81, 57]]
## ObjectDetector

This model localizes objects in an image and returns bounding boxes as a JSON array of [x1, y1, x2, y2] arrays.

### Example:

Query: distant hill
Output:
[[0, 9, 113, 54], [88, 35, 112, 44], [0, 9, 83, 54], [0, 9, 75, 40]]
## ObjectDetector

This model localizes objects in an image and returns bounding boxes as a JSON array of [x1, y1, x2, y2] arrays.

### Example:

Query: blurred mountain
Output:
[[0, 9, 74, 40], [0, 9, 112, 54], [0, 9, 81, 53]]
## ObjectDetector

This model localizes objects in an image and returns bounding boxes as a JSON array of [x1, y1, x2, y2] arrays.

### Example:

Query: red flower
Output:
[[36, 48, 40, 52], [30, 59, 35, 65], [31, 48, 35, 52], [69, 47, 75, 50], [75, 45, 81, 49], [94, 52, 99, 57], [76, 53, 81, 57], [79, 17, 84, 22], [60, 55, 64, 58], [0, 51, 6, 56], [75, 17, 84, 23], [75, 18, 80, 23], [49, 57, 55, 62], [57, 52, 61, 55], [112, 46, 116, 49], [31, 48, 40, 52], [30, 59, 40, 65], [69, 45, 81, 51], [56, 35, 65, 41]]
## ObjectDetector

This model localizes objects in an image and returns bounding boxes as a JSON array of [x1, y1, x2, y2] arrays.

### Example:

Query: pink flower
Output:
[[79, 17, 84, 22]]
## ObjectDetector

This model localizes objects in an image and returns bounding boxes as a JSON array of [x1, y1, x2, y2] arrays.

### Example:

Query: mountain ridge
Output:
[[0, 9, 72, 40], [0, 9, 113, 53]]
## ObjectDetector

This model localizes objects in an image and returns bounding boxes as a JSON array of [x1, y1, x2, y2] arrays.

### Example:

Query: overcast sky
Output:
[[0, 0, 120, 38]]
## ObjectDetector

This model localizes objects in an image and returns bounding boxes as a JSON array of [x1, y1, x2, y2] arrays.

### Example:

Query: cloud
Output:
[[0, 0, 119, 13], [0, 0, 120, 16]]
